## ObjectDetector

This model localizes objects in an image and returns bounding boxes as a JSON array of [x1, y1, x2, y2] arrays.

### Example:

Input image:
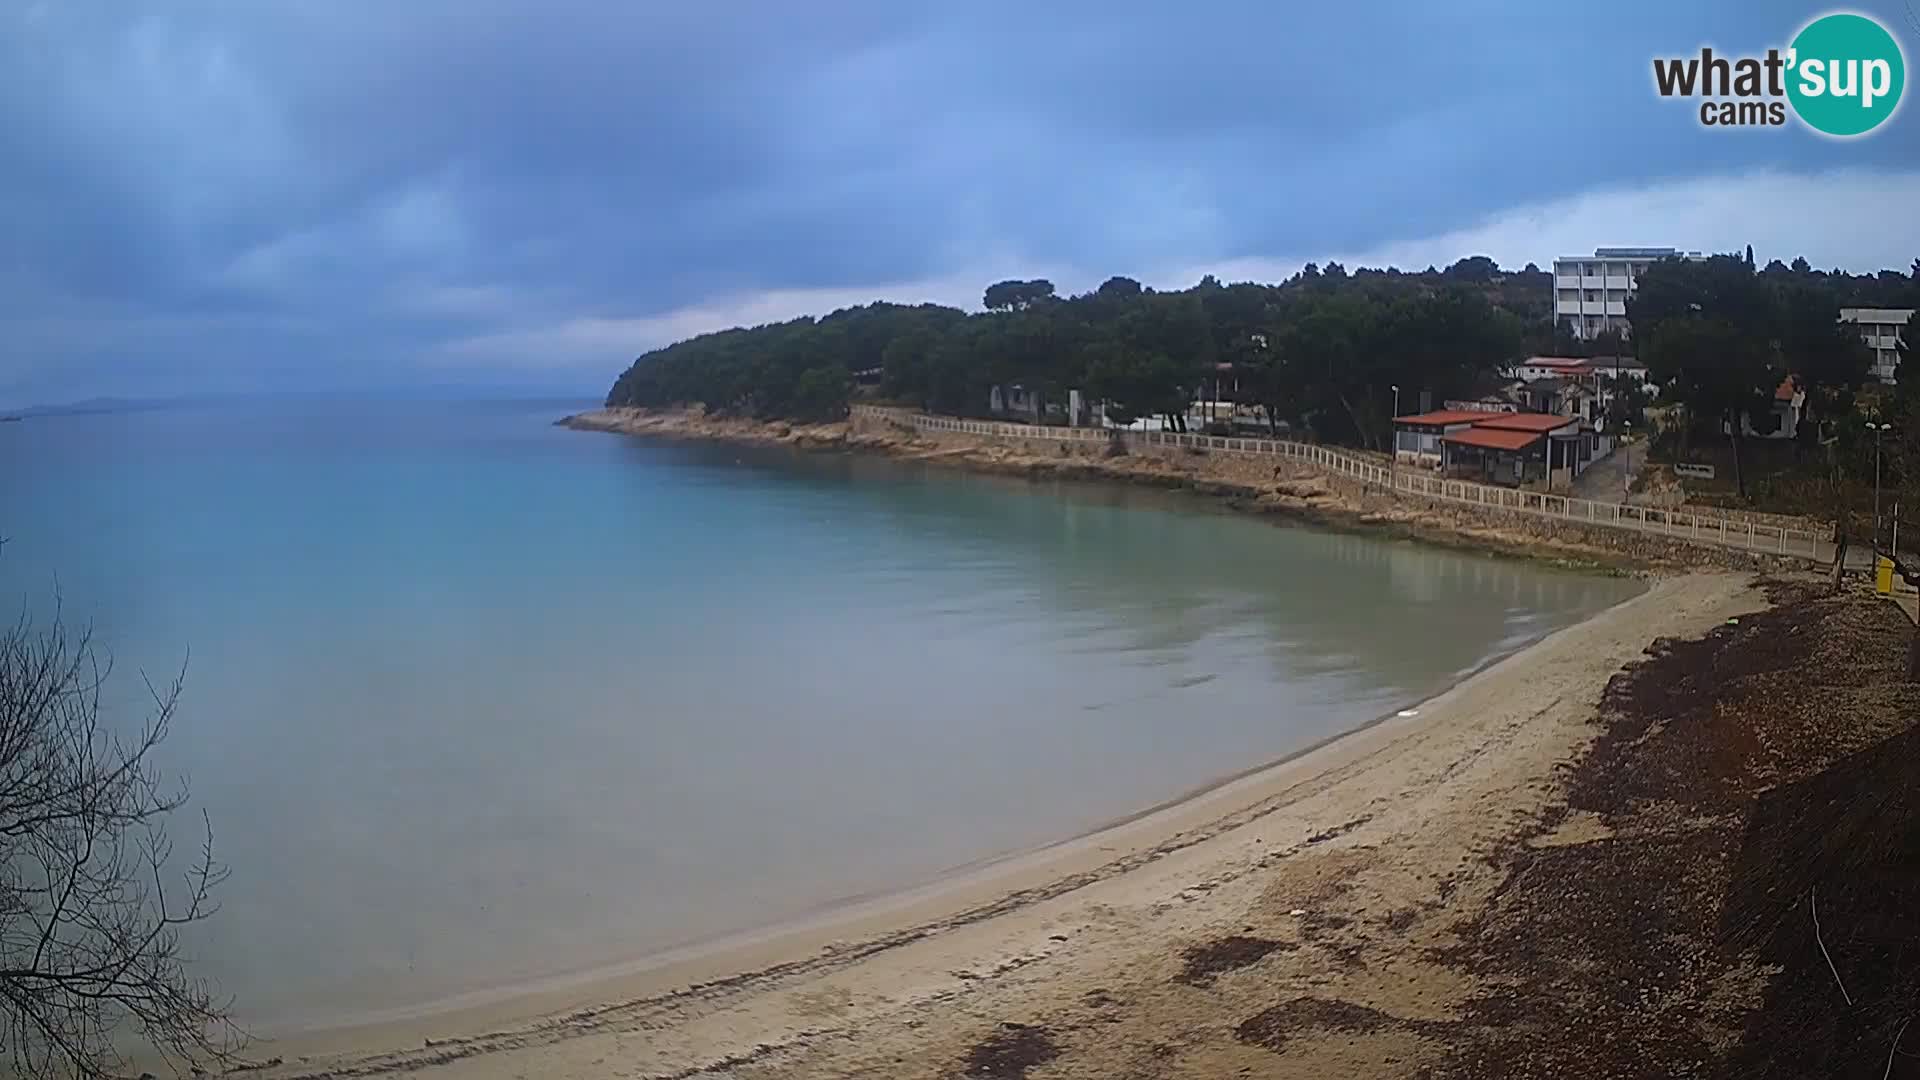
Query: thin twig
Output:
[[1811, 887, 1852, 1006], [1889, 1018, 1912, 1080]]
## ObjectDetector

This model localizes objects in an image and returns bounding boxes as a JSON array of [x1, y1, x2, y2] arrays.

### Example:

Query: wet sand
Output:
[[227, 572, 1764, 1079]]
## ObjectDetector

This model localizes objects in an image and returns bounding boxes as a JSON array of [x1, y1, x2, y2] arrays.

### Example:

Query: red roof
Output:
[[1471, 412, 1580, 433], [1443, 427, 1545, 451], [1394, 409, 1487, 426], [1775, 377, 1798, 401]]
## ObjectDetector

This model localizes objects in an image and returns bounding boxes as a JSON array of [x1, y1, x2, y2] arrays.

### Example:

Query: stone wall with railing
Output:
[[851, 406, 1832, 563]]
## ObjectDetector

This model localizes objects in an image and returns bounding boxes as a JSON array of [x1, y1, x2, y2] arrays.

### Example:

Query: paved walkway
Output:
[[1569, 441, 1638, 504]]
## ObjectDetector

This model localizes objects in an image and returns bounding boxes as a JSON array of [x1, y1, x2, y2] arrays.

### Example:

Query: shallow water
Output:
[[0, 399, 1642, 1030]]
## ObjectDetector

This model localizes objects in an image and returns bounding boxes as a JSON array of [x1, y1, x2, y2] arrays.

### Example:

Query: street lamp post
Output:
[[1621, 420, 1632, 505], [1390, 384, 1401, 491], [1868, 421, 1893, 552]]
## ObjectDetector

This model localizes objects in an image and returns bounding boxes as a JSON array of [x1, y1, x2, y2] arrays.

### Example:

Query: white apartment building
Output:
[[1840, 307, 1913, 384], [1552, 247, 1705, 341]]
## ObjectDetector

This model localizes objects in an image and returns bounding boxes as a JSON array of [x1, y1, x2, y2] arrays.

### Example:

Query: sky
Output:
[[3, 1, 1919, 408]]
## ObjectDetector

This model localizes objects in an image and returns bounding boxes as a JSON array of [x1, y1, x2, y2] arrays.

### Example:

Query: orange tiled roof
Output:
[[1471, 412, 1580, 433], [1442, 427, 1545, 451], [1394, 409, 1487, 426]]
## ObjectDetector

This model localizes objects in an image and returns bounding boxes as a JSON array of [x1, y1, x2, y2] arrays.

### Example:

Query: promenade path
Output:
[[854, 406, 1844, 565]]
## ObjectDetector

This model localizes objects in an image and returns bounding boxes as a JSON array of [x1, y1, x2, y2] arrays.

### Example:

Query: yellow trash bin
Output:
[[1877, 556, 1895, 596]]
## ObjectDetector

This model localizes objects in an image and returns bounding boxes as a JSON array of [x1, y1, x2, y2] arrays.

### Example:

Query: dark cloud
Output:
[[1, 0, 1916, 405]]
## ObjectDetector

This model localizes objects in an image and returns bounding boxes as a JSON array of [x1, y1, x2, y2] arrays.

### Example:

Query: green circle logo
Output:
[[1786, 12, 1906, 137]]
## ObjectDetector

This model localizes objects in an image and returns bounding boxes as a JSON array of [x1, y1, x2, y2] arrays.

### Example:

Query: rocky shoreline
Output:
[[560, 407, 1808, 576]]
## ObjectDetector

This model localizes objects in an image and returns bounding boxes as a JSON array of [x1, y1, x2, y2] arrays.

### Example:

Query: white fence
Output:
[[851, 406, 1830, 561]]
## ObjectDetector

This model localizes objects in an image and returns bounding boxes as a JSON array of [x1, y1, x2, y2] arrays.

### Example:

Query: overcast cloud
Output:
[[3, 1, 1918, 407]]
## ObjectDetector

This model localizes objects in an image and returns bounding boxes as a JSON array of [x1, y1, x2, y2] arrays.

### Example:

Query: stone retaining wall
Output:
[[849, 406, 1819, 573]]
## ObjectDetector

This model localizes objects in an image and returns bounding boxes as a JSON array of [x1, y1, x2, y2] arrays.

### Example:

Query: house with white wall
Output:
[[1512, 357, 1588, 382], [1725, 379, 1804, 440], [1551, 247, 1705, 341], [1391, 410, 1482, 465], [1840, 307, 1913, 385]]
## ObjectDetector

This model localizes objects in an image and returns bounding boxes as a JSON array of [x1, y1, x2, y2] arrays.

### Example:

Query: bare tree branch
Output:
[[0, 588, 242, 1078], [1810, 887, 1853, 1008]]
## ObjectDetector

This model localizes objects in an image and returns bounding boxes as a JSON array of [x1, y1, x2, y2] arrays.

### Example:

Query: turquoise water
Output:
[[0, 399, 1641, 1030]]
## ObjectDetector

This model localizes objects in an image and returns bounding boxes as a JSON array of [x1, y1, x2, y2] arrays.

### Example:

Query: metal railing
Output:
[[850, 406, 1830, 561]]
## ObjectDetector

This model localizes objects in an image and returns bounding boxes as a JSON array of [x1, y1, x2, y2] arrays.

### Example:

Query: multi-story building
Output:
[[1839, 307, 1913, 384], [1552, 247, 1705, 340]]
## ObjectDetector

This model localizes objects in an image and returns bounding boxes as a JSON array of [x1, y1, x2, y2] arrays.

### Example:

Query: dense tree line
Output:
[[1760, 256, 1920, 309], [1628, 253, 1916, 498], [606, 258, 1537, 446], [604, 253, 1917, 456]]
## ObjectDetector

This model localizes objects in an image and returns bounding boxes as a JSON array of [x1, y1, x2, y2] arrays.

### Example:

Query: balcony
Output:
[[1555, 276, 1581, 289], [1581, 302, 1609, 315], [1581, 275, 1606, 288], [1556, 300, 1582, 315], [1605, 276, 1630, 290], [1606, 301, 1628, 316]]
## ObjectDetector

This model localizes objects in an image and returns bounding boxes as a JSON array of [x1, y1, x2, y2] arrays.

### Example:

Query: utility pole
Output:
[[1390, 384, 1401, 491], [1612, 356, 1621, 434]]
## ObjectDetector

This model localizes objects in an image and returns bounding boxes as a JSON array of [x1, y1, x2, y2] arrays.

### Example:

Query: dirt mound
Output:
[[1721, 723, 1920, 1077], [1426, 584, 1920, 1078]]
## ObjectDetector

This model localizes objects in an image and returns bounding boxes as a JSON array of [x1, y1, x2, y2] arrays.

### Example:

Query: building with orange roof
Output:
[[1391, 410, 1486, 465], [1727, 377, 1805, 440], [1396, 405, 1595, 487]]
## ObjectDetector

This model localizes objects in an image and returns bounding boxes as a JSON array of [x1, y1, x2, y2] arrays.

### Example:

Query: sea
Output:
[[0, 397, 1643, 1031]]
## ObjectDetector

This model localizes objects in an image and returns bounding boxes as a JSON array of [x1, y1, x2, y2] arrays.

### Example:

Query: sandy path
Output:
[[238, 573, 1762, 1080]]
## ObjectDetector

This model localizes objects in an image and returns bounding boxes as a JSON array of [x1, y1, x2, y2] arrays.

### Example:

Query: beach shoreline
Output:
[[251, 579, 1621, 1041], [232, 571, 1765, 1079]]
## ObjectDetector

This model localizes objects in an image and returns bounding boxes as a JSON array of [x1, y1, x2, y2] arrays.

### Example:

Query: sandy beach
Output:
[[227, 571, 1765, 1079]]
